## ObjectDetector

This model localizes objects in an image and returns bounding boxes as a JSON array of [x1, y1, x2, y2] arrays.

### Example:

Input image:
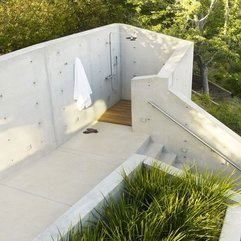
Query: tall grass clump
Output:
[[58, 163, 238, 241]]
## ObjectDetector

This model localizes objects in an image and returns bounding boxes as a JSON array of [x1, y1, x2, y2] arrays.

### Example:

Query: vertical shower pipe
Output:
[[108, 32, 118, 92]]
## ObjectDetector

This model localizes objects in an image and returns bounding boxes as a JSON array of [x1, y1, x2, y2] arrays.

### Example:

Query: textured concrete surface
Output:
[[119, 24, 190, 100], [33, 154, 182, 241], [0, 24, 121, 172], [0, 122, 149, 241], [219, 206, 241, 241], [131, 74, 241, 171], [1, 22, 240, 241]]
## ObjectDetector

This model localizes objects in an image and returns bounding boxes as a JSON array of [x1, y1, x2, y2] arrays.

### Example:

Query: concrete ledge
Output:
[[33, 154, 241, 241], [219, 206, 241, 241], [33, 154, 147, 241]]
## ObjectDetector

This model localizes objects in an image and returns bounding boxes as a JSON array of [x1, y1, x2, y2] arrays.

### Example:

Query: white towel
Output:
[[74, 58, 92, 110]]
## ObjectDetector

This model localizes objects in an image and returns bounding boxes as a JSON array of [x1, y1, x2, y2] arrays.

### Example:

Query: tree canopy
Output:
[[126, 0, 241, 94], [0, 0, 240, 96]]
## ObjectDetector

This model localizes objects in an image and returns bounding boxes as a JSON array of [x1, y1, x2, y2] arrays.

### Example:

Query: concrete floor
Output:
[[0, 122, 149, 241]]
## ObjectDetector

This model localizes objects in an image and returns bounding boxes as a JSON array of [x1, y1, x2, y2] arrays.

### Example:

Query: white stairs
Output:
[[136, 137, 183, 169]]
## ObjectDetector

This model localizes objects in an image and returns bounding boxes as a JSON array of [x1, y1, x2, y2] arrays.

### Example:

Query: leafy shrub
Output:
[[0, 0, 126, 54], [209, 102, 241, 136], [0, 0, 78, 53], [192, 94, 241, 136], [73, 0, 127, 31], [223, 73, 241, 98]]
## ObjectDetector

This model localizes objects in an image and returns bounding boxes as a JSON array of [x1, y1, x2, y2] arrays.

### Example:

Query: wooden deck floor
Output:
[[98, 100, 131, 126]]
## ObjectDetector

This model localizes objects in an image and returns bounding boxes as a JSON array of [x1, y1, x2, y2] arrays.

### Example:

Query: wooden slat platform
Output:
[[98, 100, 132, 126]]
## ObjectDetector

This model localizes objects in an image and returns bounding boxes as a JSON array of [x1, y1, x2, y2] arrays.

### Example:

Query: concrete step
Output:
[[137, 141, 164, 160], [136, 140, 181, 170], [136, 136, 151, 155], [173, 161, 184, 170], [159, 151, 177, 166], [172, 159, 192, 171]]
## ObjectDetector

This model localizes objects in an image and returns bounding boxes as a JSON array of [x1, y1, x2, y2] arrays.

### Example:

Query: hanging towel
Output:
[[74, 58, 92, 110]]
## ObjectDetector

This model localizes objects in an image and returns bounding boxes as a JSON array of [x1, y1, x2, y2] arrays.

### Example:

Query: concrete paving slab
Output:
[[0, 122, 149, 241], [0, 150, 118, 205], [0, 185, 68, 241], [62, 122, 149, 160]]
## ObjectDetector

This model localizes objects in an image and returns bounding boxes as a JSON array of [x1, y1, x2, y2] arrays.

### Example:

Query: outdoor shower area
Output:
[[0, 23, 193, 172], [1, 24, 241, 241]]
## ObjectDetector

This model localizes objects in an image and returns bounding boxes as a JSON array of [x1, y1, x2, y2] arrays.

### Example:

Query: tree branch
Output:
[[224, 0, 229, 36], [189, 0, 218, 35], [199, 0, 217, 23], [206, 51, 218, 65]]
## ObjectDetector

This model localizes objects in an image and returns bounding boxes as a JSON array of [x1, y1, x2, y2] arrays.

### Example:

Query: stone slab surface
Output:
[[0, 185, 68, 241], [0, 122, 149, 241]]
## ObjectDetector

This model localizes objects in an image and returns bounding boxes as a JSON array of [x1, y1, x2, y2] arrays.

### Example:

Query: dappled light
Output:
[[63, 99, 107, 135], [0, 125, 46, 171]]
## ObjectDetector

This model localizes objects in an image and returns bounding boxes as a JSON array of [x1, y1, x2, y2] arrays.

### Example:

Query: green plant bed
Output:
[[192, 93, 241, 136], [59, 164, 237, 241]]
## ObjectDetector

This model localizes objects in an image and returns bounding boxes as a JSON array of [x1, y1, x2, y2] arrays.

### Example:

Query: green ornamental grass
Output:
[[59, 163, 238, 241]]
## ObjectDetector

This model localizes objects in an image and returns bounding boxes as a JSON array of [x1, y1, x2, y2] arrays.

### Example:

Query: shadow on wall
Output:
[[120, 24, 189, 100]]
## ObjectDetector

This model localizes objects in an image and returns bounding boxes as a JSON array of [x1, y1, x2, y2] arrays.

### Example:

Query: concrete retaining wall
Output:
[[0, 24, 121, 172], [33, 154, 241, 241], [132, 52, 241, 172]]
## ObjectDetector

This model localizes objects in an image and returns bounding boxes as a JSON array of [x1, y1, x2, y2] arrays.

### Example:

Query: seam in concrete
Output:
[[59, 147, 121, 164], [57, 148, 125, 169], [43, 48, 58, 147], [58, 146, 125, 162], [0, 183, 71, 207]]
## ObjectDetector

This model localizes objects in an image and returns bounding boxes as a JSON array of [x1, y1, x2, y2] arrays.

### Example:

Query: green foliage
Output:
[[126, 0, 241, 95], [59, 163, 237, 241], [0, 0, 78, 53], [72, 0, 127, 31], [192, 93, 241, 136], [223, 73, 241, 97], [125, 0, 175, 30], [0, 0, 240, 96], [0, 0, 126, 54]]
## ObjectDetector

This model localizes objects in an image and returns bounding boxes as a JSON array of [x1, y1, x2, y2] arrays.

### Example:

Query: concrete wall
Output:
[[0, 24, 121, 172], [158, 44, 194, 99], [120, 25, 192, 100], [130, 37, 241, 170], [132, 74, 241, 172], [131, 32, 241, 171], [2, 22, 234, 174]]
